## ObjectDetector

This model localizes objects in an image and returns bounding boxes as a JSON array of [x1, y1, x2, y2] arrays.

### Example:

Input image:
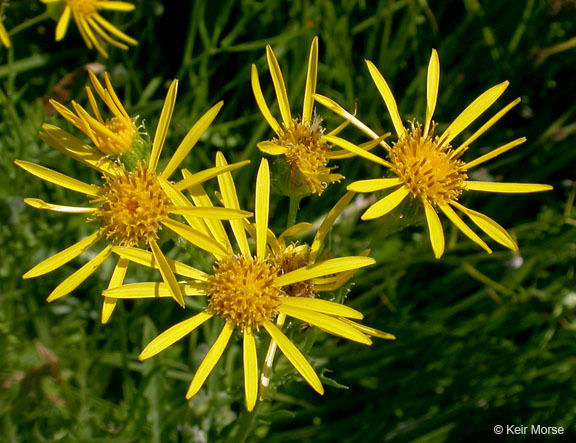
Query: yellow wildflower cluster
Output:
[[15, 30, 551, 414]]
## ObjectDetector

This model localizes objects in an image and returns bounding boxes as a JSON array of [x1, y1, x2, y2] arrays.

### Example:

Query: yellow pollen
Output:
[[276, 243, 317, 298], [390, 123, 467, 205], [276, 117, 339, 195], [208, 256, 284, 330], [92, 164, 169, 247], [66, 0, 99, 16]]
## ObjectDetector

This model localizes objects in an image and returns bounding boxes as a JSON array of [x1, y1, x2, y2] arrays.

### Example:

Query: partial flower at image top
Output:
[[104, 155, 392, 411], [42, 0, 137, 57], [16, 74, 250, 323], [252, 37, 385, 197], [316, 49, 552, 258]]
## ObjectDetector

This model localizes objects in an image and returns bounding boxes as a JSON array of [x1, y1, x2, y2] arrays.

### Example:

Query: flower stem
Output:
[[286, 195, 301, 229], [9, 11, 52, 36]]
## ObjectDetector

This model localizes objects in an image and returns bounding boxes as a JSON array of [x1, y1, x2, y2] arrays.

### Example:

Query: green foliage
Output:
[[1, 0, 574, 441]]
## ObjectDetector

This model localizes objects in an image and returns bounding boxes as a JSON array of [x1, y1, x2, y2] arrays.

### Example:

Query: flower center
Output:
[[390, 123, 467, 205], [93, 164, 169, 246], [66, 0, 98, 16], [208, 256, 284, 330], [276, 117, 338, 195], [276, 243, 317, 298], [95, 117, 136, 156]]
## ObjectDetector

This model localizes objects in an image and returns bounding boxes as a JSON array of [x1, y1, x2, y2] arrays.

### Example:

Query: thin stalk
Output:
[[286, 195, 301, 229]]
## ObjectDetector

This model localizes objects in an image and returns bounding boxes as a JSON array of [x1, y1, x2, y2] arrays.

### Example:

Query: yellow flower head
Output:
[[50, 71, 139, 157], [252, 37, 358, 196], [42, 0, 137, 57], [16, 77, 249, 323], [105, 156, 388, 411], [0, 16, 11, 48], [316, 49, 552, 258]]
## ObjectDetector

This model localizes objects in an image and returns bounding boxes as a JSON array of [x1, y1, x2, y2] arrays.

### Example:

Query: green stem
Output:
[[9, 11, 52, 37], [234, 401, 262, 443], [286, 195, 301, 229]]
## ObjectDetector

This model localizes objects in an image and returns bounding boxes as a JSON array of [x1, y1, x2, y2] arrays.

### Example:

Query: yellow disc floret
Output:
[[276, 117, 340, 195], [67, 0, 98, 16], [208, 256, 284, 330], [390, 123, 467, 205], [92, 164, 169, 246], [98, 116, 137, 156]]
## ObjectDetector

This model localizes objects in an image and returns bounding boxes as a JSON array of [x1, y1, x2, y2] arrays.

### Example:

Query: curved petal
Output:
[[277, 256, 375, 287], [302, 36, 319, 123], [149, 80, 178, 172], [347, 178, 402, 193], [15, 160, 99, 196], [162, 218, 230, 259], [243, 327, 258, 412], [365, 60, 405, 138], [55, 6, 71, 41], [460, 137, 526, 170], [361, 186, 410, 220], [186, 322, 235, 399], [149, 239, 185, 308], [323, 135, 392, 168], [139, 311, 214, 360], [174, 161, 250, 192], [251, 65, 282, 134], [465, 181, 553, 193], [101, 256, 129, 324], [266, 45, 292, 125], [424, 49, 440, 137], [255, 159, 270, 259], [281, 297, 363, 319], [439, 203, 491, 253], [24, 198, 95, 214], [263, 321, 323, 395], [257, 141, 286, 155], [423, 200, 445, 259]]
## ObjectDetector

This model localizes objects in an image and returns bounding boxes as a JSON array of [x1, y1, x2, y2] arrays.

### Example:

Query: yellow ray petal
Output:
[[263, 320, 324, 395], [162, 218, 230, 258], [15, 161, 100, 196], [87, 16, 129, 50], [216, 152, 251, 256], [279, 305, 372, 345], [314, 94, 383, 142], [303, 36, 319, 123], [438, 204, 491, 253], [266, 45, 292, 125], [85, 87, 104, 122], [251, 65, 282, 134], [441, 81, 509, 145], [101, 256, 129, 324], [361, 186, 410, 220], [74, 13, 93, 49], [255, 159, 270, 259], [281, 297, 363, 319], [103, 281, 207, 298], [452, 98, 522, 158], [46, 245, 112, 302], [277, 256, 375, 287], [243, 327, 258, 412], [103, 73, 130, 118], [347, 178, 402, 193], [423, 200, 445, 259], [139, 311, 214, 360], [157, 176, 211, 237], [169, 206, 252, 220], [365, 60, 405, 138], [424, 49, 440, 137], [92, 13, 138, 45], [184, 178, 232, 254], [327, 134, 389, 159], [339, 318, 396, 340], [97, 1, 136, 11], [0, 19, 10, 47], [310, 191, 355, 264], [460, 137, 526, 170], [149, 239, 185, 308], [24, 198, 95, 214], [149, 80, 178, 172], [112, 246, 209, 281], [161, 101, 224, 179], [79, 15, 108, 57], [279, 222, 313, 244], [257, 141, 287, 155], [323, 135, 392, 168], [55, 6, 71, 40], [186, 322, 235, 399], [465, 181, 553, 193], [313, 249, 371, 291], [451, 201, 518, 251], [24, 231, 102, 279], [174, 161, 250, 192]]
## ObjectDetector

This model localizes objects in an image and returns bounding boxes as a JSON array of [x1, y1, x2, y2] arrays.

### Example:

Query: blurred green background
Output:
[[1, 0, 574, 441]]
